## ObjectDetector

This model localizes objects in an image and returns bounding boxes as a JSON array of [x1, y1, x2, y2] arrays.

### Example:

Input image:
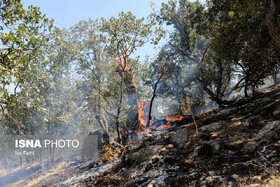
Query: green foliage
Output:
[[100, 11, 164, 59], [0, 0, 54, 134], [157, 0, 206, 58], [199, 0, 280, 95], [1, 0, 279, 137]]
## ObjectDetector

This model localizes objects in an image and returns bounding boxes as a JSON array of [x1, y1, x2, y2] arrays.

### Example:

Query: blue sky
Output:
[[23, 0, 172, 59], [23, 0, 205, 60], [23, 0, 170, 28]]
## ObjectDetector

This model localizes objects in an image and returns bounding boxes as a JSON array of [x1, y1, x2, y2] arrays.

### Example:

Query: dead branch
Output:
[[147, 63, 171, 127]]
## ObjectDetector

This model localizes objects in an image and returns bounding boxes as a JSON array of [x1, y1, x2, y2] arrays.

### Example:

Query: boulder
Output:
[[194, 141, 220, 158], [127, 145, 164, 165], [170, 128, 188, 148], [200, 122, 222, 132], [255, 121, 280, 144], [81, 130, 109, 160], [243, 141, 257, 154]]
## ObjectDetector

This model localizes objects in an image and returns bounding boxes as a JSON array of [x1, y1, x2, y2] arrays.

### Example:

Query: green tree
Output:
[[100, 11, 163, 143], [201, 0, 280, 98], [71, 19, 113, 135], [0, 0, 53, 134], [154, 0, 210, 110]]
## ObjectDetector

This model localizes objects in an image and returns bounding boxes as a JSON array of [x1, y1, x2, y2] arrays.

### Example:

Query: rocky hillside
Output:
[[78, 85, 280, 187], [1, 85, 280, 187]]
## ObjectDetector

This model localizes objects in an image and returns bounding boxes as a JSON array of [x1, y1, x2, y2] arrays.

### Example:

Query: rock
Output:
[[194, 141, 220, 158], [211, 142, 221, 153], [159, 147, 166, 153], [205, 176, 215, 183], [158, 180, 166, 187], [231, 174, 239, 179], [127, 145, 164, 165], [166, 144, 174, 149], [200, 180, 207, 185], [205, 175, 224, 184], [200, 122, 222, 132], [255, 121, 280, 143], [81, 130, 109, 160], [170, 128, 188, 148], [243, 141, 257, 154], [273, 110, 280, 116]]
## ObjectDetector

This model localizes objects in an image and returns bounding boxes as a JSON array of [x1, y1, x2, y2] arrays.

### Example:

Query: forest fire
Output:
[[166, 115, 183, 122], [137, 101, 148, 128], [148, 115, 184, 132], [157, 124, 171, 131], [199, 111, 206, 117], [150, 122, 173, 132]]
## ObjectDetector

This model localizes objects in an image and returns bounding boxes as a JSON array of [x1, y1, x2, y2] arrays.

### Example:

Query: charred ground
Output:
[[1, 85, 280, 187], [3, 84, 279, 186], [77, 84, 280, 187]]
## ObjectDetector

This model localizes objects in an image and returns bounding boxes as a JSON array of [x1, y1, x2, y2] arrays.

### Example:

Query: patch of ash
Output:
[[212, 107, 237, 117], [139, 171, 168, 187], [59, 161, 118, 186]]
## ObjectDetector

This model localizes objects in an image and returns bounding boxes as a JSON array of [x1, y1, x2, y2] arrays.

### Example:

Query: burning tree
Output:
[[100, 12, 164, 145]]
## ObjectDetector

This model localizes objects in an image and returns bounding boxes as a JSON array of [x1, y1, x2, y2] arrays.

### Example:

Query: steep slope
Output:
[[1, 85, 280, 187], [78, 85, 280, 187]]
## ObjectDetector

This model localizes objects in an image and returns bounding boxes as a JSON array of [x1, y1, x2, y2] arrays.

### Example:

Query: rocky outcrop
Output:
[[127, 145, 164, 165], [200, 122, 222, 132], [70, 86, 280, 186], [170, 128, 188, 148], [243, 141, 257, 154], [12, 85, 280, 187], [255, 121, 280, 144]]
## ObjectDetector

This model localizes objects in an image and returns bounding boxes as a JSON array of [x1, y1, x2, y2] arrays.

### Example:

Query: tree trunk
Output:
[[96, 82, 109, 134], [20, 155, 22, 166], [266, 0, 280, 52], [123, 70, 139, 131], [47, 146, 50, 169], [116, 70, 123, 144], [198, 78, 229, 107], [51, 146, 55, 166], [216, 59, 223, 99], [244, 83, 248, 97], [4, 155, 10, 169]]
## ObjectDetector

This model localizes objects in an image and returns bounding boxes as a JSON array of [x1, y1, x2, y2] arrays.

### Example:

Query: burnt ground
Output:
[[77, 84, 280, 187], [1, 84, 280, 187]]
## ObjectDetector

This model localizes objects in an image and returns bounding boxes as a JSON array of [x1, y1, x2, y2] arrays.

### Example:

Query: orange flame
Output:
[[199, 111, 204, 116], [135, 101, 148, 137], [158, 124, 171, 130], [166, 115, 183, 122], [137, 131, 143, 136], [150, 123, 172, 132], [138, 101, 148, 127]]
